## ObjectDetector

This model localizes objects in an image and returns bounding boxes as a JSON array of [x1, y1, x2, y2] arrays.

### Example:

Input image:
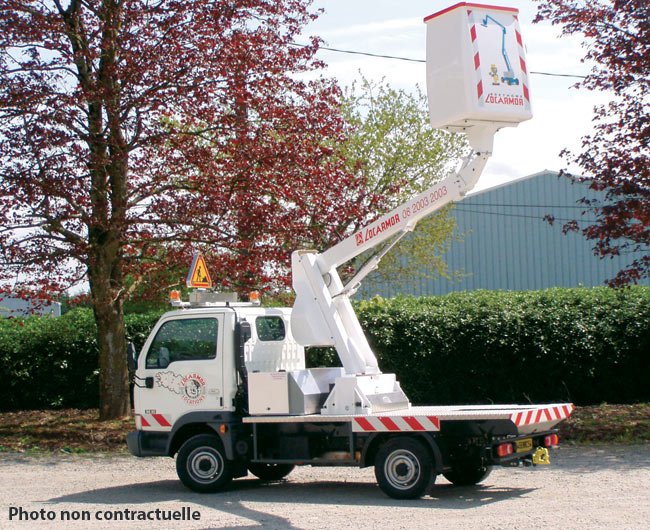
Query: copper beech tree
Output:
[[534, 0, 650, 286], [0, 0, 379, 418]]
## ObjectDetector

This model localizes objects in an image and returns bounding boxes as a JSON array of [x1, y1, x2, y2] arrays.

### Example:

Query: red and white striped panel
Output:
[[139, 413, 173, 430], [467, 9, 484, 103], [511, 404, 574, 427], [352, 415, 440, 433], [512, 15, 531, 109]]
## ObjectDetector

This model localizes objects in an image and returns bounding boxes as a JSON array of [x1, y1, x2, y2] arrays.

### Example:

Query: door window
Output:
[[146, 318, 218, 369]]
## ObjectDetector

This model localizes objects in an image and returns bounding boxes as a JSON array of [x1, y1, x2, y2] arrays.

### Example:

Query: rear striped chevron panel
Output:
[[511, 404, 574, 427]]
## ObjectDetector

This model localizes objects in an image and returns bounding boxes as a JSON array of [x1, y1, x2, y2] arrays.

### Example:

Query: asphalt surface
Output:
[[1, 445, 649, 529]]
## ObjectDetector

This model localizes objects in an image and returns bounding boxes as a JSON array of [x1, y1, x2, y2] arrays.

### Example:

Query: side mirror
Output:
[[127, 342, 137, 372], [235, 321, 252, 383], [240, 321, 252, 344]]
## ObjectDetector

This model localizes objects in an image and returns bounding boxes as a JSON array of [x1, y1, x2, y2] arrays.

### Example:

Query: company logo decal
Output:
[[485, 92, 524, 106], [355, 214, 401, 247], [181, 373, 206, 405], [155, 371, 183, 394], [155, 371, 206, 405]]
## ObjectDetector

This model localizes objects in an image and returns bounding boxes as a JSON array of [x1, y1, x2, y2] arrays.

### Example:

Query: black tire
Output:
[[443, 463, 492, 486], [247, 463, 295, 481], [374, 437, 434, 499], [176, 434, 233, 493]]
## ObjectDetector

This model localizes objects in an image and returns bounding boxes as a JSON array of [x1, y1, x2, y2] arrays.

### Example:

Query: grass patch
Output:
[[558, 403, 650, 444], [0, 409, 133, 454], [0, 404, 648, 454], [560, 403, 650, 444]]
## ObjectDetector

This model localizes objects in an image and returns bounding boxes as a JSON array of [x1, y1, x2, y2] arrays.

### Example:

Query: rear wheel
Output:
[[374, 437, 434, 499], [443, 463, 492, 486], [176, 434, 233, 493], [248, 463, 295, 481]]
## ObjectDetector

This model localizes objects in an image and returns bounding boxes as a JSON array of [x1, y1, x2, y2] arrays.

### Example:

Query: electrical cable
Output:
[[462, 202, 589, 209], [289, 42, 588, 79], [453, 207, 598, 223]]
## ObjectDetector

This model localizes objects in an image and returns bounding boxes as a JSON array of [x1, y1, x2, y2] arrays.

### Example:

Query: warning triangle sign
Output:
[[186, 253, 212, 288]]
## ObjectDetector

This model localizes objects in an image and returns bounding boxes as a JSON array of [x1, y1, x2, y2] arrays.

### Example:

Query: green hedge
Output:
[[357, 287, 650, 405], [1, 287, 648, 411], [0, 308, 163, 410]]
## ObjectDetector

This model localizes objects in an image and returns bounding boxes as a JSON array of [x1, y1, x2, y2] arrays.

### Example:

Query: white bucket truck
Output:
[[127, 3, 573, 499]]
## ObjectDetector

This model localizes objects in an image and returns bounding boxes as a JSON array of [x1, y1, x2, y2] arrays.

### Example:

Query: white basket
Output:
[[425, 3, 532, 131]]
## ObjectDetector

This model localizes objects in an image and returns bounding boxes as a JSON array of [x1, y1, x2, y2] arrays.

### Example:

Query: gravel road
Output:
[[1, 445, 649, 530]]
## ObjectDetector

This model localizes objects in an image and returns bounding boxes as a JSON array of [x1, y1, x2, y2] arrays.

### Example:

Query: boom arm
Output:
[[321, 147, 490, 294], [291, 126, 497, 377]]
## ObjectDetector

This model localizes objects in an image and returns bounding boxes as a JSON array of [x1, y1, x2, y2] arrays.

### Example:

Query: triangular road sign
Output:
[[186, 253, 212, 288]]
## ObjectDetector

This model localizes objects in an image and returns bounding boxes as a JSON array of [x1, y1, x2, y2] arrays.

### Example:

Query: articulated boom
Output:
[[290, 126, 496, 415]]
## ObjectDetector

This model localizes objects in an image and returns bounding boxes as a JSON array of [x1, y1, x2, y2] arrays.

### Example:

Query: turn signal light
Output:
[[497, 443, 514, 457], [544, 434, 559, 447]]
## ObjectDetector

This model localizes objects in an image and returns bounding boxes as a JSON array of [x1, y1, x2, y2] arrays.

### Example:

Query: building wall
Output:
[[360, 171, 649, 297], [0, 296, 61, 318]]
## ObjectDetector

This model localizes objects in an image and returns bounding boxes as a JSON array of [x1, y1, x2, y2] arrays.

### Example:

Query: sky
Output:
[[299, 0, 602, 192]]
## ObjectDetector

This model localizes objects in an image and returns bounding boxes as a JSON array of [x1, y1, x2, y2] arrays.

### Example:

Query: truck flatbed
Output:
[[244, 403, 574, 435]]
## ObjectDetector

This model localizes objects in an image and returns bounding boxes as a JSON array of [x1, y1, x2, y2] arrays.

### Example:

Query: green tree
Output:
[[534, 0, 650, 286], [336, 78, 468, 292], [0, 0, 375, 418]]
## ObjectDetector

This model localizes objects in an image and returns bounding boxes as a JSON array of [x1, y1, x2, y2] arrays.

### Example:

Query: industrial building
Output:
[[361, 170, 649, 297]]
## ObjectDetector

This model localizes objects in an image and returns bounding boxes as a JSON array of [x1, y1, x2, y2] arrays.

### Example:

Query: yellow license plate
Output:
[[516, 438, 533, 453]]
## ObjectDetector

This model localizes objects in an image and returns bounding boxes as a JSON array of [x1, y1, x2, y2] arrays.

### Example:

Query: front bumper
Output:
[[126, 430, 170, 457]]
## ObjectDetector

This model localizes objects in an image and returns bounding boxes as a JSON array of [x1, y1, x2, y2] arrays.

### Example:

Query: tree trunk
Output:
[[86, 0, 130, 420], [90, 260, 131, 420]]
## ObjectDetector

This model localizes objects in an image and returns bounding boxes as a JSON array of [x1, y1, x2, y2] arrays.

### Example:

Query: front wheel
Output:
[[374, 437, 434, 499], [176, 434, 233, 493]]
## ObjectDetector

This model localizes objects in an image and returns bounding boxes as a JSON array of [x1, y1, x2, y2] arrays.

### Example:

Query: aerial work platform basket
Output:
[[425, 2, 532, 133]]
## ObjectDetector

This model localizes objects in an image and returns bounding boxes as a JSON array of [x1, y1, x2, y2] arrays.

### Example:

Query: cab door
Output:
[[134, 314, 224, 432]]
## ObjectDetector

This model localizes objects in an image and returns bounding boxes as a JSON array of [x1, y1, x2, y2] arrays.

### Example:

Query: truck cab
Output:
[[129, 295, 307, 457]]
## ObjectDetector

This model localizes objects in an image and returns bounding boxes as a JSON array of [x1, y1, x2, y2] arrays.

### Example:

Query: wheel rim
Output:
[[187, 447, 223, 484], [384, 449, 421, 490]]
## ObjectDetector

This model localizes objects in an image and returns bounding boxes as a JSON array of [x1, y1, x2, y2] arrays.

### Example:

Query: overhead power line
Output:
[[302, 44, 426, 64], [290, 43, 588, 80], [454, 207, 598, 224], [465, 202, 588, 209]]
